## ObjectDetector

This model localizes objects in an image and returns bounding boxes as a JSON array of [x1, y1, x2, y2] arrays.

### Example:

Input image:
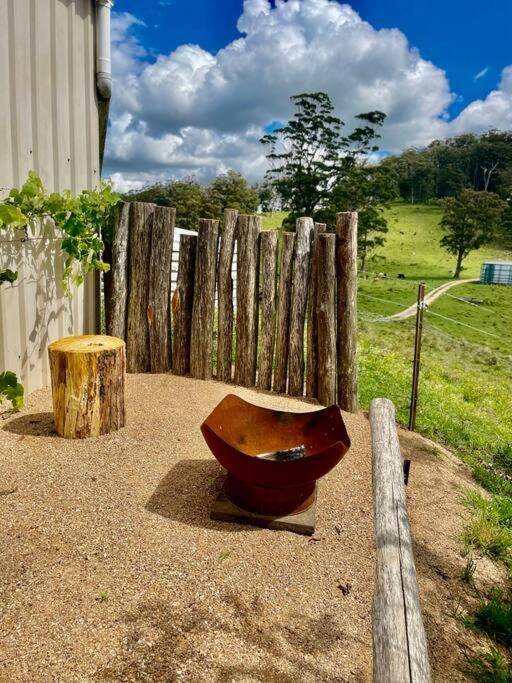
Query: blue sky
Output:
[[106, 0, 512, 190]]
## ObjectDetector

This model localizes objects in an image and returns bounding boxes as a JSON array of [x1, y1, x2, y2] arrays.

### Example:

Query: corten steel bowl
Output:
[[201, 394, 351, 517]]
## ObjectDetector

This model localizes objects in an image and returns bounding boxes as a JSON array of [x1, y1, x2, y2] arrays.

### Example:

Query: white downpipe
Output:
[[96, 0, 113, 100]]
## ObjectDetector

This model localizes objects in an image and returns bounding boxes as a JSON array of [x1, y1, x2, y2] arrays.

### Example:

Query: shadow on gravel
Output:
[[145, 458, 260, 532], [2, 411, 56, 437]]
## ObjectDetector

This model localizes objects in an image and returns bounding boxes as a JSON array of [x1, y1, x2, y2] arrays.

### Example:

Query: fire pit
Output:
[[201, 394, 351, 529]]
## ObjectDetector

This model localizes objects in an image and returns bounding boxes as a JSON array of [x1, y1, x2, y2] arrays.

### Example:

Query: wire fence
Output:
[[358, 276, 511, 429]]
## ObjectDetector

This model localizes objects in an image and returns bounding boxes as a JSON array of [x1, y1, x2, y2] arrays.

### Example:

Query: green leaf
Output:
[[0, 269, 18, 285], [0, 204, 27, 228], [0, 371, 24, 410]]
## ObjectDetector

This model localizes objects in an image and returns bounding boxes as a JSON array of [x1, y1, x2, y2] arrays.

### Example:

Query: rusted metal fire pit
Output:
[[201, 394, 351, 520]]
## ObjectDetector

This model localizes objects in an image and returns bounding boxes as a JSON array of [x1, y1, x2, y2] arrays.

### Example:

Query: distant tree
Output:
[[125, 171, 258, 231], [125, 177, 205, 231], [203, 170, 259, 218], [260, 92, 386, 223], [440, 189, 506, 278], [319, 164, 398, 270], [255, 181, 281, 213]]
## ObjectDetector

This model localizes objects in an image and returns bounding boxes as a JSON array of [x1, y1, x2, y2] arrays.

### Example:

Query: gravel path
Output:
[[383, 278, 478, 321], [0, 375, 374, 683]]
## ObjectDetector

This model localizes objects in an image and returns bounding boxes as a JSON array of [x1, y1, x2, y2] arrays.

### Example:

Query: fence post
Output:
[[273, 232, 295, 393], [336, 211, 358, 412], [288, 217, 314, 396], [172, 234, 197, 376], [217, 208, 238, 383], [408, 282, 426, 431], [316, 233, 337, 406], [148, 206, 175, 372], [306, 222, 325, 398], [190, 218, 219, 380], [258, 230, 278, 390], [127, 202, 154, 373], [234, 215, 260, 387], [107, 201, 130, 340]]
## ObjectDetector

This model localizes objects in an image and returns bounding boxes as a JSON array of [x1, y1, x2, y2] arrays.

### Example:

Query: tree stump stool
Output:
[[48, 335, 126, 439]]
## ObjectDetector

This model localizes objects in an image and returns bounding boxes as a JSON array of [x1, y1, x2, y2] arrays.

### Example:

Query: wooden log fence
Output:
[[370, 398, 431, 683], [108, 203, 359, 411]]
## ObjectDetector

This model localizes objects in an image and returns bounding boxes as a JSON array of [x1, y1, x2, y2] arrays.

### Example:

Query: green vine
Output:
[[0, 371, 24, 410], [0, 171, 120, 294]]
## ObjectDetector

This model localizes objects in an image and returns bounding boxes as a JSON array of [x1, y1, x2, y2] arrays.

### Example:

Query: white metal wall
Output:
[[0, 0, 99, 394]]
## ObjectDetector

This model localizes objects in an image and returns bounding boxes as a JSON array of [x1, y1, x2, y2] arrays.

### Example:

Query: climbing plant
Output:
[[0, 372, 24, 410], [0, 172, 120, 410], [0, 171, 120, 293]]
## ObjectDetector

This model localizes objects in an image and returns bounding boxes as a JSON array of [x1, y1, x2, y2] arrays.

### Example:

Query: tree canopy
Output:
[[260, 92, 386, 224], [440, 189, 506, 278], [124, 171, 258, 231]]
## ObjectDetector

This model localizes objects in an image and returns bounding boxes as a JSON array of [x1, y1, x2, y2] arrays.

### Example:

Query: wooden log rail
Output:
[[370, 398, 431, 683]]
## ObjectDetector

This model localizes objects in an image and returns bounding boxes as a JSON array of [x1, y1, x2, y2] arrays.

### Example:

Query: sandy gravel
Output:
[[0, 376, 374, 683], [0, 375, 505, 682]]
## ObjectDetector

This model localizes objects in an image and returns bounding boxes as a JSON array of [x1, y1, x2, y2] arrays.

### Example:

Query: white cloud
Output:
[[474, 66, 489, 81], [451, 66, 512, 134], [104, 0, 512, 191]]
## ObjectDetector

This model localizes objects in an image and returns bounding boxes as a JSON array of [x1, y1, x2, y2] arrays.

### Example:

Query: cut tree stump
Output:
[[48, 335, 126, 439]]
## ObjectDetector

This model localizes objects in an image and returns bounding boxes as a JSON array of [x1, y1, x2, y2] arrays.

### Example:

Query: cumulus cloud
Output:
[[104, 0, 512, 190], [451, 66, 512, 134]]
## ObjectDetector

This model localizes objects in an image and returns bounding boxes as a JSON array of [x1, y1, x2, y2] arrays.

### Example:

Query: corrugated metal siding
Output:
[[0, 0, 100, 191], [0, 0, 99, 394]]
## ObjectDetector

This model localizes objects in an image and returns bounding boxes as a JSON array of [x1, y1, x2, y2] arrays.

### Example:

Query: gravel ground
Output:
[[1, 374, 505, 682], [0, 375, 374, 683]]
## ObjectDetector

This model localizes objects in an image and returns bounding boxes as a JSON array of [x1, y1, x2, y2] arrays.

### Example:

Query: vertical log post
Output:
[[172, 234, 197, 376], [190, 218, 219, 380], [306, 222, 325, 398], [336, 211, 358, 412], [217, 208, 238, 383], [127, 202, 154, 373], [273, 232, 295, 393], [257, 230, 278, 390], [148, 206, 175, 373], [107, 201, 130, 340], [234, 215, 260, 387], [288, 217, 314, 396], [316, 233, 337, 406]]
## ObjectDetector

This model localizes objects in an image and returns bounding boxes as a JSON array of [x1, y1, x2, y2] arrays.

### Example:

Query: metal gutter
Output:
[[96, 0, 113, 171]]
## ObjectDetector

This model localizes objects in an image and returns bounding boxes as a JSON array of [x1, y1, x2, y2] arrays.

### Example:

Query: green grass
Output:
[[260, 211, 288, 231], [465, 647, 512, 683], [467, 590, 512, 648]]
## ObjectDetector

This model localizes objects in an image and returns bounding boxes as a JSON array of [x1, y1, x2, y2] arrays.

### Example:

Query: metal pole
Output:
[[408, 282, 425, 431]]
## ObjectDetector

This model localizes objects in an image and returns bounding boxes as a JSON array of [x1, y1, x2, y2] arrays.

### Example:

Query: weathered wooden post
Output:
[[258, 230, 278, 390], [190, 218, 219, 380], [217, 208, 238, 383], [148, 206, 175, 373], [316, 233, 337, 406], [234, 215, 260, 387], [370, 398, 431, 683], [336, 211, 358, 412], [126, 202, 154, 373], [306, 222, 325, 398], [273, 232, 295, 394], [107, 201, 130, 340], [48, 335, 125, 438], [288, 217, 314, 396], [171, 234, 197, 376]]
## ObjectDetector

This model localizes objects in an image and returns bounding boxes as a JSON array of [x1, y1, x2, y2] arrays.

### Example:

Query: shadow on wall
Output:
[[0, 218, 93, 393]]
